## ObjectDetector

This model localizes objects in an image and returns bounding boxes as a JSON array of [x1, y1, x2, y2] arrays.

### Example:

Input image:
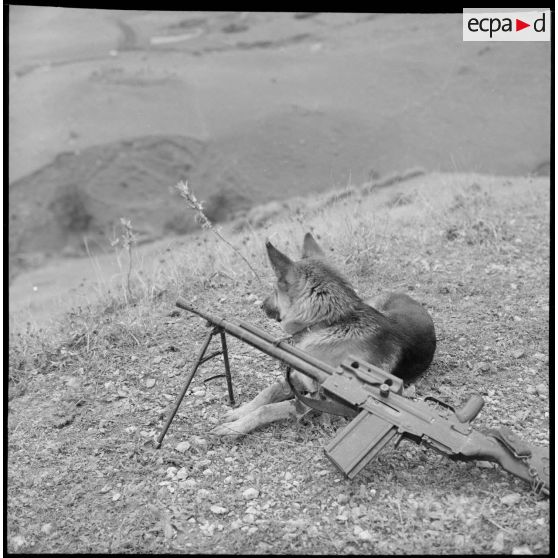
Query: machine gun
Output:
[[158, 299, 549, 496]]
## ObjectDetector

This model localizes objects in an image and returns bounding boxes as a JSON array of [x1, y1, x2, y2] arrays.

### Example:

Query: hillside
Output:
[[9, 10, 550, 278], [8, 171, 550, 553]]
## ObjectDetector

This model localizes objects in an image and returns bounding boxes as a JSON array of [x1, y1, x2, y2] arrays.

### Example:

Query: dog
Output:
[[211, 232, 436, 438]]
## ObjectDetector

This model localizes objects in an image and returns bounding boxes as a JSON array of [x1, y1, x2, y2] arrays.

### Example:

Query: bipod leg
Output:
[[219, 328, 235, 406], [155, 327, 216, 448]]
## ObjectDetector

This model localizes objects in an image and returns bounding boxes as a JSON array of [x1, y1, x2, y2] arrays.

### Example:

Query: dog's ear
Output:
[[266, 241, 293, 280], [301, 232, 325, 259]]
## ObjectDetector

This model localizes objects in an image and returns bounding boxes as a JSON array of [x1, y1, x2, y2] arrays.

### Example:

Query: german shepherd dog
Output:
[[211, 233, 436, 438]]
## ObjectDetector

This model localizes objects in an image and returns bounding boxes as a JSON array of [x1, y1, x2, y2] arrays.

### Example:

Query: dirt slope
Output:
[[7, 171, 549, 553]]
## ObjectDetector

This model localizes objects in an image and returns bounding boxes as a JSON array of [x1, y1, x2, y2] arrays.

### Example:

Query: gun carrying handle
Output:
[[454, 394, 484, 423]]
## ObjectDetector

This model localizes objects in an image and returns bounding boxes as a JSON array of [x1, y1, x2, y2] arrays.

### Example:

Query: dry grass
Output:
[[7, 172, 549, 553]]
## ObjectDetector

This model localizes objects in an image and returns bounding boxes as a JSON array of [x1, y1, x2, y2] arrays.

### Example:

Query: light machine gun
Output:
[[159, 299, 549, 496]]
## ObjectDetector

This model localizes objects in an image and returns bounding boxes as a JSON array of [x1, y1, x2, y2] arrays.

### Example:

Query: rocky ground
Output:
[[8, 173, 549, 553]]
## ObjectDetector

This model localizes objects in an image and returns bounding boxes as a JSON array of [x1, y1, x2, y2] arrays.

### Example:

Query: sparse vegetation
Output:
[[174, 180, 263, 285], [111, 217, 138, 302], [8, 173, 549, 554]]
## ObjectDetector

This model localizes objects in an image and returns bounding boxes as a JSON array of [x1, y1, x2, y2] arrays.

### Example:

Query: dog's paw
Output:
[[210, 421, 245, 439], [221, 406, 250, 423]]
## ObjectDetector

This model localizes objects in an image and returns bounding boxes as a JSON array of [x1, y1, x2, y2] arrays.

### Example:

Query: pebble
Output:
[[477, 362, 491, 372], [533, 352, 547, 363], [145, 378, 156, 388], [230, 519, 242, 530], [358, 529, 373, 541], [10, 536, 26, 550], [242, 487, 259, 500], [202, 469, 213, 477], [512, 545, 533, 555], [284, 472, 293, 481], [175, 441, 191, 453], [176, 468, 188, 480], [492, 531, 505, 552], [525, 386, 537, 395], [535, 383, 548, 395], [512, 349, 525, 359], [41, 524, 53, 535], [166, 467, 178, 478], [210, 505, 228, 515], [500, 493, 522, 506]]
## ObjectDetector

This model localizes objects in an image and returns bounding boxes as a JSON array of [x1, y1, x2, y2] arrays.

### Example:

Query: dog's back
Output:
[[365, 292, 436, 379], [295, 293, 435, 381]]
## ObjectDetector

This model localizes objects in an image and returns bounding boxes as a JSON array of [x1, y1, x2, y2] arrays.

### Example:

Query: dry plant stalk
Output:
[[174, 180, 262, 284], [111, 217, 137, 300]]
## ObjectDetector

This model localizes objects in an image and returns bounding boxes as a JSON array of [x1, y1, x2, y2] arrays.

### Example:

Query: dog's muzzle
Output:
[[261, 297, 281, 322]]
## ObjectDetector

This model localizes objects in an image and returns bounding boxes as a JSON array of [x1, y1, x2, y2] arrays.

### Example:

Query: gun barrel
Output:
[[238, 321, 342, 377], [175, 298, 330, 384]]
